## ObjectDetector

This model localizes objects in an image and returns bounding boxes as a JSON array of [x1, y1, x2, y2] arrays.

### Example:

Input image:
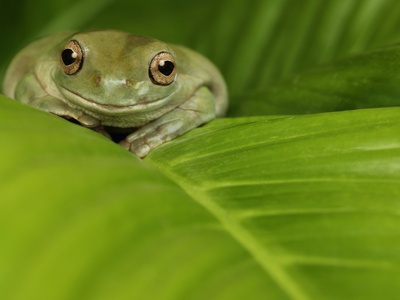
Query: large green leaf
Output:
[[0, 97, 275, 300], [2, 95, 400, 299], [2, 0, 400, 299], [148, 107, 400, 299]]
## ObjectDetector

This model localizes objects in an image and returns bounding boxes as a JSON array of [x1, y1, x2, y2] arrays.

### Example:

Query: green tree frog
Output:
[[2, 30, 228, 157]]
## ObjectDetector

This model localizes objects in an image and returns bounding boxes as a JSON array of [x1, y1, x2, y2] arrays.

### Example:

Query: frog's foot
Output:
[[39, 99, 100, 127], [120, 86, 216, 158], [61, 110, 100, 128], [27, 94, 101, 127], [14, 74, 101, 128], [120, 118, 187, 158]]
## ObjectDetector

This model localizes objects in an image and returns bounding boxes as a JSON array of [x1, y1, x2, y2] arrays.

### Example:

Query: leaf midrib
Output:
[[147, 160, 311, 300], [183, 184, 309, 300]]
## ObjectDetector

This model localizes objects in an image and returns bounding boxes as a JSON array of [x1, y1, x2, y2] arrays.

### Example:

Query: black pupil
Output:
[[158, 61, 174, 76], [62, 49, 76, 65]]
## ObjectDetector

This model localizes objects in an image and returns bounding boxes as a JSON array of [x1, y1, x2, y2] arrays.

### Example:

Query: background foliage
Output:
[[1, 0, 400, 299]]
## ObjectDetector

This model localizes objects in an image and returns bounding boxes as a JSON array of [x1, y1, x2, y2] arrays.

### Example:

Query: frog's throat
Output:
[[59, 86, 175, 115]]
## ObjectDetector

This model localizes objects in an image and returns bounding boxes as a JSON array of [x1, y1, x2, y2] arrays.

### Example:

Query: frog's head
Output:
[[54, 30, 182, 122]]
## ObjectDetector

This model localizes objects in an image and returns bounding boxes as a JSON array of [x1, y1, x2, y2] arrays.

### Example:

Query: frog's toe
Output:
[[119, 139, 130, 151], [133, 143, 152, 158], [76, 114, 100, 128], [119, 139, 152, 158]]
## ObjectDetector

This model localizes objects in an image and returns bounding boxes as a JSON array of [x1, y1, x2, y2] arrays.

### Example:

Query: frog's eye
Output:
[[61, 40, 83, 75], [149, 52, 176, 85]]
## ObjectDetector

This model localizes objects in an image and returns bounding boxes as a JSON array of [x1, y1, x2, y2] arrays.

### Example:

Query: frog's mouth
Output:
[[60, 86, 175, 115]]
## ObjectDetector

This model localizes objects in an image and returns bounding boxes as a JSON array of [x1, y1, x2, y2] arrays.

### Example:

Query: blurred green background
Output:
[[2, 0, 400, 299], [3, 0, 400, 104]]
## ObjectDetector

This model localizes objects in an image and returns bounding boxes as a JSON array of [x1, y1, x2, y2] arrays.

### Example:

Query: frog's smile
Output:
[[60, 85, 174, 114]]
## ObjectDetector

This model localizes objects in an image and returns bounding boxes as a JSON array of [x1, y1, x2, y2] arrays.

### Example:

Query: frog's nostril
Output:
[[93, 75, 102, 86], [125, 79, 133, 87]]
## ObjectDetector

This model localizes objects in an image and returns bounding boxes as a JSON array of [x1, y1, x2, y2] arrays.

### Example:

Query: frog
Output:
[[2, 30, 228, 157]]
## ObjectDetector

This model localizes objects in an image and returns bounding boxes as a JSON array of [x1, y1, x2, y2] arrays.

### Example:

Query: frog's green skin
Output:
[[2, 30, 228, 157]]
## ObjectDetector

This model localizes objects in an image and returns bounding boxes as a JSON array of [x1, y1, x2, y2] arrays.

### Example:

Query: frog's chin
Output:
[[59, 86, 172, 116]]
